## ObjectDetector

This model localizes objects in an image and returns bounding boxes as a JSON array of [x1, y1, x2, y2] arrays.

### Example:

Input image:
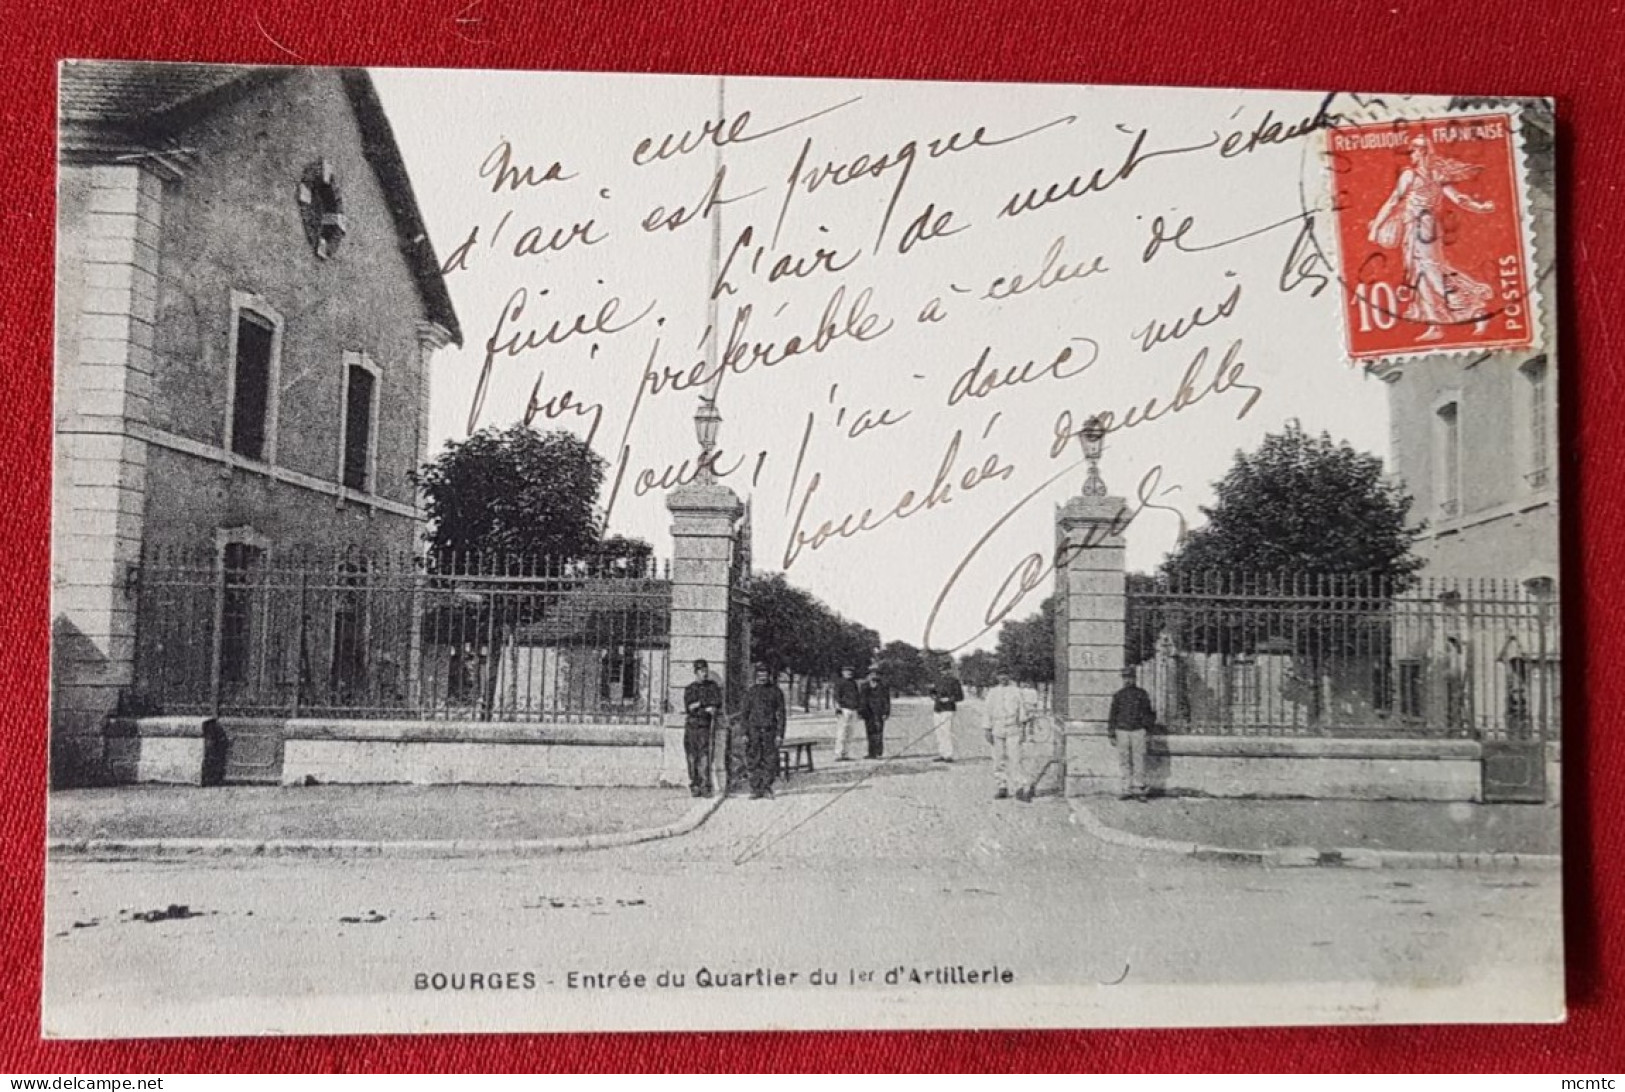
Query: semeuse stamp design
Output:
[[1327, 112, 1536, 360]]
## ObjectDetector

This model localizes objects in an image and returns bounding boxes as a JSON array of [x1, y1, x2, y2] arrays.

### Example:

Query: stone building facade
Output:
[[52, 63, 461, 783], [1379, 350, 1557, 585]]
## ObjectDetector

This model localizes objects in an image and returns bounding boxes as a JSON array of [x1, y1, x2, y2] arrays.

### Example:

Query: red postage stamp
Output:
[[1327, 112, 1536, 360]]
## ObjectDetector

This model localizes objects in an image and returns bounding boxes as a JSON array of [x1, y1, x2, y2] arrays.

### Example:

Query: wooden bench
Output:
[[778, 739, 816, 779]]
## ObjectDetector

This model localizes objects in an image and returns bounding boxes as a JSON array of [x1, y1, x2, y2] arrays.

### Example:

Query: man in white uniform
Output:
[[983, 671, 1038, 801]]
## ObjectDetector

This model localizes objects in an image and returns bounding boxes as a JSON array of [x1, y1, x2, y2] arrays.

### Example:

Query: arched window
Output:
[[226, 292, 284, 464], [338, 351, 380, 494]]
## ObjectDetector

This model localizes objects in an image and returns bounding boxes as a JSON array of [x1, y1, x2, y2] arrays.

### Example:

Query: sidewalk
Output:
[[48, 784, 702, 856], [1084, 796, 1560, 863]]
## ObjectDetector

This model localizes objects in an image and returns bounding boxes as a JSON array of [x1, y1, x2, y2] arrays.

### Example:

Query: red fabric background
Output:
[[3, 0, 1621, 1072]]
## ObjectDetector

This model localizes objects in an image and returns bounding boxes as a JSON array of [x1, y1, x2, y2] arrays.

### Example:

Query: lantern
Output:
[[1080, 414, 1108, 497]]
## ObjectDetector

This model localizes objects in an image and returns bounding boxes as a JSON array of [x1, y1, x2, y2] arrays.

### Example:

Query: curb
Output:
[[47, 791, 728, 861], [1069, 800, 1560, 871]]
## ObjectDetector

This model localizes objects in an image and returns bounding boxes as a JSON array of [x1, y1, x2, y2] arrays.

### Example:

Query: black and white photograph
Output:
[[45, 61, 1563, 1036]]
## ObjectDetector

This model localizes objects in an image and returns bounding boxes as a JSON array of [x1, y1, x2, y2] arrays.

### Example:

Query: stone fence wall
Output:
[[1051, 488, 1558, 803], [103, 714, 728, 790]]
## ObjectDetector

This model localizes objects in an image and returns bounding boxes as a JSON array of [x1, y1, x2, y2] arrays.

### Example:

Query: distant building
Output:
[[52, 62, 461, 783]]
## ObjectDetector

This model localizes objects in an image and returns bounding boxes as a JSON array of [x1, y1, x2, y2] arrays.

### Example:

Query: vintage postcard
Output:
[[45, 62, 1563, 1036]]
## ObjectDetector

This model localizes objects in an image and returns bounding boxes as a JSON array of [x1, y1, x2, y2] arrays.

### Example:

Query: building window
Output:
[[330, 552, 370, 699], [1523, 356, 1551, 489], [1373, 659, 1393, 713], [1517, 576, 1559, 738], [1228, 657, 1259, 724], [226, 291, 283, 463], [339, 351, 380, 494], [1434, 400, 1460, 517], [1396, 660, 1424, 719], [1504, 659, 1533, 740], [600, 647, 639, 703], [218, 540, 265, 688]]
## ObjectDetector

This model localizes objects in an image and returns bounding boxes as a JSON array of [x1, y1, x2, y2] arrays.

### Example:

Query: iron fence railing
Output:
[[128, 546, 672, 724], [1124, 572, 1559, 740]]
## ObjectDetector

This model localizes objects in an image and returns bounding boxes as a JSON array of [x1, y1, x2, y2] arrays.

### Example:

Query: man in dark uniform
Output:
[[858, 669, 892, 759], [1107, 666, 1158, 799], [682, 658, 723, 797], [740, 663, 787, 799]]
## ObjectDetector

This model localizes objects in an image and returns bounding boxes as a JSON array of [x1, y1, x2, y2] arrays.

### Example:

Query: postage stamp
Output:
[[1326, 112, 1537, 360]]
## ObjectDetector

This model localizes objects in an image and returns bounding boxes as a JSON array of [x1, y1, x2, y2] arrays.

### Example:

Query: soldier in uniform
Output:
[[1107, 666, 1158, 799], [682, 658, 723, 797], [930, 665, 966, 762], [983, 670, 1038, 801], [740, 663, 787, 799], [858, 668, 892, 759], [832, 665, 861, 762]]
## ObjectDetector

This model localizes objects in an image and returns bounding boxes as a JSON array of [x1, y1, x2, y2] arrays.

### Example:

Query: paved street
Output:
[[43, 700, 1565, 1036]]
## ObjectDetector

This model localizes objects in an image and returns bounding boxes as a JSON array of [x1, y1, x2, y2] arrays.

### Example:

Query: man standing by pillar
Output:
[[741, 663, 787, 799], [1108, 666, 1157, 799], [682, 659, 723, 798], [859, 668, 891, 759], [984, 671, 1037, 801], [930, 665, 965, 763], [832, 665, 861, 762]]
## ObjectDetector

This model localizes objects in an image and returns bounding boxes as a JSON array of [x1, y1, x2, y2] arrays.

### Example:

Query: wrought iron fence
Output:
[[1124, 572, 1559, 740], [128, 546, 672, 723]]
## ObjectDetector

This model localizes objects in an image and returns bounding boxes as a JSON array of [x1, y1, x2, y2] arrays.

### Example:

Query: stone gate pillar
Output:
[[663, 482, 743, 788], [1055, 492, 1128, 796]]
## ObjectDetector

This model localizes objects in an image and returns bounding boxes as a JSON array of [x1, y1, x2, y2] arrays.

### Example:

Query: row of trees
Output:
[[752, 570, 1057, 701], [747, 571, 879, 704], [748, 574, 977, 704]]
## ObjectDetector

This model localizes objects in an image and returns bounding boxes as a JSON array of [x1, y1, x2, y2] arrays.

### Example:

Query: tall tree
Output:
[[996, 595, 1057, 686], [417, 425, 612, 559], [875, 640, 928, 694], [1163, 423, 1423, 581], [829, 618, 879, 678], [747, 572, 877, 683], [1146, 425, 1424, 724], [922, 648, 955, 689], [957, 649, 1000, 694], [414, 425, 653, 719], [748, 572, 822, 676]]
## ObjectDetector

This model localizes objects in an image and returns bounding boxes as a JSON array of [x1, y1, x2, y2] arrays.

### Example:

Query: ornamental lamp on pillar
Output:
[[694, 398, 722, 482], [1080, 414, 1108, 497]]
